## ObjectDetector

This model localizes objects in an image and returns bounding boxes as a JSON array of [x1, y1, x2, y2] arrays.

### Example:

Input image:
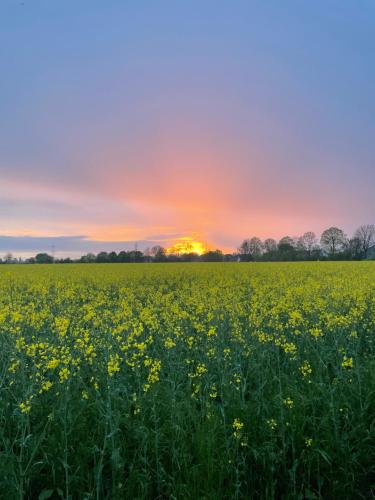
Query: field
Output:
[[1, 262, 375, 499]]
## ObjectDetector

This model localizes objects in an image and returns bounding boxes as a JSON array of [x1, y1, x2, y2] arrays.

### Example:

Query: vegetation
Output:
[[2, 224, 375, 264], [1, 262, 375, 498], [238, 225, 375, 262]]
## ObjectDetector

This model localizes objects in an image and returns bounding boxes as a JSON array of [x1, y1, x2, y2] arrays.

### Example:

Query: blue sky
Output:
[[0, 0, 374, 256]]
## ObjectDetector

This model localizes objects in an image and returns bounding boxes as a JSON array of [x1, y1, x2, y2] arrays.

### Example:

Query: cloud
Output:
[[0, 235, 160, 257], [0, 0, 374, 251]]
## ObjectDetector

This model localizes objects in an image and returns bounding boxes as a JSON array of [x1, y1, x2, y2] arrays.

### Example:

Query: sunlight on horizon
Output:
[[166, 236, 208, 255]]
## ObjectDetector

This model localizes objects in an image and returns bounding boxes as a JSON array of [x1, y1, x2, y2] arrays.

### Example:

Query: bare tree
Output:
[[248, 237, 263, 259], [354, 224, 375, 259], [238, 237, 263, 260], [4, 252, 14, 264], [238, 239, 251, 260], [345, 237, 362, 260], [298, 231, 317, 257], [320, 227, 346, 256], [150, 245, 164, 256], [264, 238, 277, 253]]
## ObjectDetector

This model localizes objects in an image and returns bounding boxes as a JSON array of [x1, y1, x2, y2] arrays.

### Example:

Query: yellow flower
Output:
[[209, 384, 218, 399], [191, 383, 200, 398], [54, 317, 69, 337], [19, 399, 32, 414], [207, 326, 217, 337], [309, 327, 323, 339], [164, 338, 176, 349], [107, 354, 120, 376], [59, 367, 70, 383], [299, 360, 312, 377], [223, 348, 231, 358], [189, 362, 208, 378], [342, 355, 353, 369], [232, 418, 244, 438], [282, 342, 297, 356], [283, 397, 294, 409], [143, 359, 161, 392], [267, 418, 277, 430], [46, 358, 60, 370], [8, 359, 20, 373], [41, 380, 53, 392], [305, 437, 313, 447]]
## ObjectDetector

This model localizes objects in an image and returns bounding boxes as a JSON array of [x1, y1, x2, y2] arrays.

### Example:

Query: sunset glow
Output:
[[0, 2, 374, 257], [166, 237, 207, 256]]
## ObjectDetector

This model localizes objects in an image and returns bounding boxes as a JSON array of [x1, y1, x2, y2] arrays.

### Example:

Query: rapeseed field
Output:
[[1, 263, 374, 498]]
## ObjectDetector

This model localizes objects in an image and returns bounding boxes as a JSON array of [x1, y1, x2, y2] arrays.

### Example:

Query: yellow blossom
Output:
[[283, 397, 294, 409]]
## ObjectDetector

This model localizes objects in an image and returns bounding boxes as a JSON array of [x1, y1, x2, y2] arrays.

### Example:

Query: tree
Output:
[[345, 237, 362, 260], [128, 250, 144, 263], [278, 236, 295, 252], [238, 239, 252, 261], [96, 252, 109, 263], [248, 237, 263, 260], [86, 253, 96, 263], [320, 227, 346, 256], [201, 250, 224, 262], [150, 245, 167, 262], [264, 238, 277, 253], [354, 224, 375, 259], [238, 237, 263, 261], [80, 253, 96, 263], [298, 232, 318, 257], [35, 253, 54, 264], [118, 251, 131, 263], [4, 252, 15, 264], [108, 251, 118, 263], [277, 236, 296, 260], [180, 252, 200, 262]]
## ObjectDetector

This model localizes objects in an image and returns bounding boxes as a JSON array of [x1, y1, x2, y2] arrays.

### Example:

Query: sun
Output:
[[166, 236, 207, 255]]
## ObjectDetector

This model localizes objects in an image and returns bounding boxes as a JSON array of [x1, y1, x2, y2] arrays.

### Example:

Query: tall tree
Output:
[[278, 236, 295, 252], [264, 238, 277, 253], [118, 251, 131, 263], [238, 237, 263, 261], [277, 236, 296, 260], [108, 251, 118, 263], [4, 252, 14, 264], [320, 227, 346, 256], [238, 239, 252, 261], [151, 245, 167, 262], [201, 250, 223, 262], [96, 252, 109, 263], [345, 237, 362, 260], [35, 253, 54, 264], [298, 231, 318, 257], [248, 237, 263, 260], [354, 224, 375, 259]]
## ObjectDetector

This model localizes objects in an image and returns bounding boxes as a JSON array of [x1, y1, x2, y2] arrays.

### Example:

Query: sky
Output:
[[0, 0, 374, 257]]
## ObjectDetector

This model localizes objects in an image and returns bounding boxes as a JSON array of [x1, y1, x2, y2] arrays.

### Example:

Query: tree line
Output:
[[0, 248, 228, 264], [238, 225, 375, 261], [1, 225, 375, 264]]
